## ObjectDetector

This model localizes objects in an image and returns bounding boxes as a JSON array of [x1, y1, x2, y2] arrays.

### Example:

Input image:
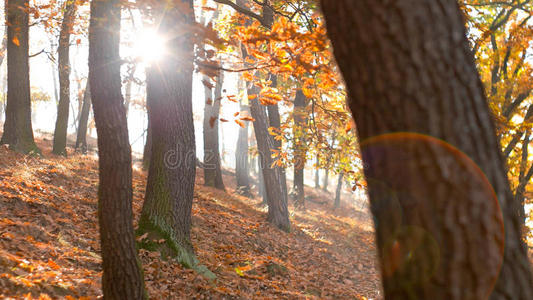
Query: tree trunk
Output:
[[75, 80, 91, 153], [124, 65, 136, 117], [88, 0, 145, 298], [293, 89, 307, 207], [322, 169, 329, 192], [257, 144, 267, 204], [334, 172, 343, 209], [515, 129, 532, 236], [53, 1, 78, 156], [203, 71, 225, 190], [142, 119, 152, 170], [267, 100, 288, 209], [314, 157, 320, 188], [137, 0, 199, 268], [49, 39, 59, 105], [320, 0, 533, 299], [0, 0, 39, 154], [0, 31, 7, 67], [235, 76, 251, 196], [250, 97, 290, 231]]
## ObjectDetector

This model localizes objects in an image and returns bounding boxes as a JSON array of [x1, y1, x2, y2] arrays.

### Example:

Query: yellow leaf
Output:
[[235, 267, 244, 277]]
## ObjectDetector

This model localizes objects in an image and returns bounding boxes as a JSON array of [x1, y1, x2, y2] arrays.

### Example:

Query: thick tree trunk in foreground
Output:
[[88, 0, 145, 298], [75, 80, 91, 153], [53, 1, 78, 156], [321, 0, 533, 299], [334, 172, 343, 209], [1, 0, 39, 154], [293, 90, 307, 207], [203, 72, 225, 190], [138, 0, 200, 269]]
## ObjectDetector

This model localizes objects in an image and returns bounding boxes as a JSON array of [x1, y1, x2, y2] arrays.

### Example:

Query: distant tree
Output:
[[0, 0, 40, 154], [53, 0, 78, 156], [322, 169, 329, 192], [88, 0, 145, 298], [266, 76, 288, 208], [142, 120, 151, 170], [235, 74, 252, 196], [75, 80, 91, 153], [137, 0, 201, 269], [314, 157, 320, 189], [203, 70, 225, 190], [321, 0, 533, 298], [334, 171, 343, 209], [242, 0, 290, 231], [292, 89, 307, 207]]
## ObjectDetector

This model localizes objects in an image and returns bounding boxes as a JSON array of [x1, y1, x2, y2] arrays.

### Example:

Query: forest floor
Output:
[[0, 136, 382, 299]]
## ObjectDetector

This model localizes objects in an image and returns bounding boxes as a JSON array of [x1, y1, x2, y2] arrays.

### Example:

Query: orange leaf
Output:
[[235, 119, 245, 128], [12, 36, 20, 46]]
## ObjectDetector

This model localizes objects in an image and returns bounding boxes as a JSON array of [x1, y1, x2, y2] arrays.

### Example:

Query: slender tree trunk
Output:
[[142, 119, 152, 170], [314, 157, 320, 189], [334, 172, 343, 209], [321, 0, 533, 299], [203, 71, 225, 190], [53, 1, 78, 156], [75, 80, 91, 153], [49, 39, 59, 105], [267, 99, 288, 208], [257, 148, 267, 204], [0, 31, 7, 67], [0, 0, 39, 154], [322, 169, 329, 191], [235, 76, 251, 196], [515, 129, 532, 236], [124, 66, 135, 117], [237, 0, 289, 231], [293, 90, 307, 207], [250, 97, 290, 231], [88, 0, 145, 298], [137, 0, 199, 268]]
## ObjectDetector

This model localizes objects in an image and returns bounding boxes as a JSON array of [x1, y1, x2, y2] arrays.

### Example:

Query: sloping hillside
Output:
[[0, 138, 382, 299]]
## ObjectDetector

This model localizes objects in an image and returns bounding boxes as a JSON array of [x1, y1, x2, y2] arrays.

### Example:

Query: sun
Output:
[[133, 29, 167, 64]]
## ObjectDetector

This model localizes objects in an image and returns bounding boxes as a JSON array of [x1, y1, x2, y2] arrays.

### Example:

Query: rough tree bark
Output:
[[88, 0, 145, 298], [53, 1, 78, 156], [137, 0, 203, 271], [75, 80, 91, 153], [515, 129, 532, 233], [245, 0, 290, 231], [266, 89, 288, 210], [320, 0, 533, 299], [0, 0, 39, 154], [293, 89, 307, 207], [203, 71, 225, 190], [250, 96, 290, 231]]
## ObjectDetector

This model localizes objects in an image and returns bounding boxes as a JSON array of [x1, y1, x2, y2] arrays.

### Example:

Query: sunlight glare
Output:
[[133, 29, 166, 63]]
